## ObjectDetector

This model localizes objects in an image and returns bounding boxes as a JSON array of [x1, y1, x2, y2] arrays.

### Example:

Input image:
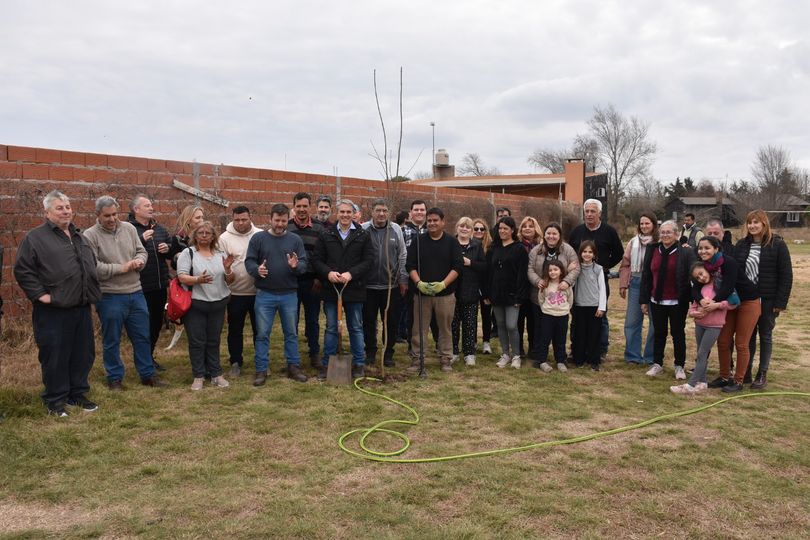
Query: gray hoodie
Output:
[[362, 220, 407, 289]]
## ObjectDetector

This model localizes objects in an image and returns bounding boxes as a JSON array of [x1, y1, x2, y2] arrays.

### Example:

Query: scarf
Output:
[[703, 251, 724, 274], [653, 243, 678, 302], [630, 234, 654, 274]]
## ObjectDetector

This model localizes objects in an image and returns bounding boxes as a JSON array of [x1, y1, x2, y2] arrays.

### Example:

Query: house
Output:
[[665, 194, 809, 228]]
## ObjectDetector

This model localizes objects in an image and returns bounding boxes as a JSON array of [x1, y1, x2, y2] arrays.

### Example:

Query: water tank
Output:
[[435, 148, 450, 166]]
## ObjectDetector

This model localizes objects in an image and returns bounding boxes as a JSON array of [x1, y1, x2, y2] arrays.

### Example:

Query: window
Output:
[[595, 187, 606, 198], [786, 212, 800, 223]]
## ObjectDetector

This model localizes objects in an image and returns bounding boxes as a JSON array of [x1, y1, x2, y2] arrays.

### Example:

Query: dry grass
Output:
[[1, 251, 809, 538]]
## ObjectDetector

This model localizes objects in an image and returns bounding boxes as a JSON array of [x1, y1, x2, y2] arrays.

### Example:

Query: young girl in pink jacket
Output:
[[671, 262, 737, 395]]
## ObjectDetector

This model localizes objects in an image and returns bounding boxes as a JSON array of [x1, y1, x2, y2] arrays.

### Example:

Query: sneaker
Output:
[[482, 342, 492, 355], [352, 365, 365, 379], [539, 362, 553, 373], [66, 396, 99, 412], [464, 354, 476, 366], [590, 364, 600, 372], [211, 375, 230, 388], [670, 383, 697, 395], [191, 377, 204, 391], [229, 363, 241, 377], [722, 382, 744, 393], [693, 382, 708, 393], [451, 354, 459, 364], [646, 364, 664, 377], [511, 356, 521, 369], [47, 405, 69, 417], [674, 366, 686, 380], [707, 376, 730, 389], [287, 364, 308, 383], [496, 354, 511, 368], [557, 362, 568, 372]]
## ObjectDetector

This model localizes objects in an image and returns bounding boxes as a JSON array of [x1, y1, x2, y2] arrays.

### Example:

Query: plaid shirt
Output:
[[402, 221, 425, 251]]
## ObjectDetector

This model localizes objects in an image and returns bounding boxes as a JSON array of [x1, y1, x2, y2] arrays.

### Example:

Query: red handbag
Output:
[[166, 249, 193, 323]]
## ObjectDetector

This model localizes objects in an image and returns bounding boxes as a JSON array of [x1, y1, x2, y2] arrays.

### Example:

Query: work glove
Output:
[[417, 281, 435, 296], [428, 281, 446, 294]]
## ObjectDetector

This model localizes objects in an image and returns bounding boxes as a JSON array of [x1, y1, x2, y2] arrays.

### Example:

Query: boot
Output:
[[383, 350, 395, 367], [750, 370, 767, 390], [309, 353, 320, 370], [406, 357, 421, 373], [440, 357, 453, 373], [253, 371, 267, 387], [287, 364, 308, 383]]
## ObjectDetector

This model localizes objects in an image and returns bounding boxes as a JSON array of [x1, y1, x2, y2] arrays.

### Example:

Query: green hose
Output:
[[338, 377, 810, 464]]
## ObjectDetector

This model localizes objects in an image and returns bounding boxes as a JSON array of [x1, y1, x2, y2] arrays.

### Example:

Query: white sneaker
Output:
[[211, 375, 230, 388], [646, 364, 664, 377], [482, 342, 492, 354], [670, 383, 696, 395], [693, 382, 708, 393], [557, 362, 568, 372], [496, 354, 510, 368], [191, 377, 204, 391], [674, 366, 686, 380], [539, 362, 553, 373], [451, 354, 459, 364], [464, 355, 476, 366], [511, 356, 521, 369]]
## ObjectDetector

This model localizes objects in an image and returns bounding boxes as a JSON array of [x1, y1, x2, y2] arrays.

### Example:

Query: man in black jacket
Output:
[[128, 194, 172, 368], [14, 190, 102, 417], [568, 199, 623, 361], [312, 199, 375, 379]]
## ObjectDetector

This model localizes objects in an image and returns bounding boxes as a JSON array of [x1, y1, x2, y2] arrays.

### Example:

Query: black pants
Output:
[[531, 307, 568, 365], [479, 299, 492, 342], [650, 302, 688, 367], [32, 303, 94, 408], [517, 302, 535, 356], [185, 298, 228, 378], [226, 294, 256, 366], [571, 306, 601, 367], [363, 287, 403, 359], [143, 288, 167, 354], [452, 300, 479, 356]]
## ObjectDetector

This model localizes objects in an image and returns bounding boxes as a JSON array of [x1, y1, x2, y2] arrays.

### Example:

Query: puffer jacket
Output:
[[127, 214, 172, 292], [733, 235, 792, 309]]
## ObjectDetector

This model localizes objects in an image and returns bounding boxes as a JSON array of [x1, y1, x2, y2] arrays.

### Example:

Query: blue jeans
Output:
[[254, 289, 301, 372], [96, 292, 155, 382], [623, 275, 655, 364], [296, 279, 321, 357], [322, 300, 365, 366]]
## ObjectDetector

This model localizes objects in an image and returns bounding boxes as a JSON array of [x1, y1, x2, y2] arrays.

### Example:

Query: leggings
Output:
[[452, 300, 479, 356], [688, 325, 722, 386]]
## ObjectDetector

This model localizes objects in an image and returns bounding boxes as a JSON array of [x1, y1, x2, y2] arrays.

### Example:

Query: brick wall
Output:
[[0, 144, 580, 318]]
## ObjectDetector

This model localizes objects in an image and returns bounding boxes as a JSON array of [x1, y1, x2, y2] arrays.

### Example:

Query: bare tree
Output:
[[751, 145, 801, 210], [586, 104, 657, 220], [694, 179, 716, 197], [528, 137, 600, 173], [457, 153, 500, 176]]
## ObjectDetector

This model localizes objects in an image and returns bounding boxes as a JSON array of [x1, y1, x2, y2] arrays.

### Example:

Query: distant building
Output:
[[415, 158, 607, 211], [665, 194, 809, 228]]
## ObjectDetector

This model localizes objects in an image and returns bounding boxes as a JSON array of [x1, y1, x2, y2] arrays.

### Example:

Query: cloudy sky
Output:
[[2, 1, 808, 187]]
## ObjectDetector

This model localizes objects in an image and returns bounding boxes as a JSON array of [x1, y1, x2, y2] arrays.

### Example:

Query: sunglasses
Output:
[[473, 227, 486, 232]]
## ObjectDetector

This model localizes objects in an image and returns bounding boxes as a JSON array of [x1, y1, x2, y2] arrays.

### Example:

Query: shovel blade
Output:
[[326, 353, 352, 385]]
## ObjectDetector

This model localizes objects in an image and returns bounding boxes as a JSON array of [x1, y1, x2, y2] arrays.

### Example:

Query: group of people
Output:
[[12, 190, 793, 416]]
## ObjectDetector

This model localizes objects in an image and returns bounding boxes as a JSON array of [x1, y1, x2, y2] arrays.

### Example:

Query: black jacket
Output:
[[455, 238, 487, 304], [127, 214, 172, 292], [733, 235, 792, 309], [313, 223, 375, 303], [639, 242, 696, 305], [14, 220, 102, 308], [485, 242, 529, 306]]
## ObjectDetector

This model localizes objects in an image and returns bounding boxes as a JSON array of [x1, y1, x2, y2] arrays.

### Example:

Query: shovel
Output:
[[327, 283, 352, 385]]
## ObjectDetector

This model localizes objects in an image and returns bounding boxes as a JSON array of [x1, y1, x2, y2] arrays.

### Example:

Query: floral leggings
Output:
[[452, 300, 479, 356]]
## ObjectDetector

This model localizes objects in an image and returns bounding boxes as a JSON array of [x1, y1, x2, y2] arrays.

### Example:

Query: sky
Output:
[[2, 1, 808, 188]]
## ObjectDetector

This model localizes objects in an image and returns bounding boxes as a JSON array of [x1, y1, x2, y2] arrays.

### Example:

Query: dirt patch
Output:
[[0, 499, 101, 534]]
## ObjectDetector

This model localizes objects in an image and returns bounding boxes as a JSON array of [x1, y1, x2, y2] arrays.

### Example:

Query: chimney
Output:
[[433, 148, 455, 179]]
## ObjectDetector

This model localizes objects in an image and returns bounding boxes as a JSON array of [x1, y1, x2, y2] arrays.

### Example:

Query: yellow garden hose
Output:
[[338, 378, 810, 464]]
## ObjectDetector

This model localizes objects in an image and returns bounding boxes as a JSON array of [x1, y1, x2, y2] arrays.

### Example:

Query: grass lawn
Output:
[[1, 245, 809, 538]]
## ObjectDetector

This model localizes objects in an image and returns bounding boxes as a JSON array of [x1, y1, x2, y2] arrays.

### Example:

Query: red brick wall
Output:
[[0, 144, 579, 318]]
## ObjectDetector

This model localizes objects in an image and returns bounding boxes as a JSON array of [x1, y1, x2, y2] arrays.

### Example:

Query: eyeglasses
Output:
[[473, 227, 486, 232], [197, 231, 213, 237]]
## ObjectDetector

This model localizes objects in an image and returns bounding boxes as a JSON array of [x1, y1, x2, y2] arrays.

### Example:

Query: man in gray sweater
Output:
[[83, 196, 165, 390]]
